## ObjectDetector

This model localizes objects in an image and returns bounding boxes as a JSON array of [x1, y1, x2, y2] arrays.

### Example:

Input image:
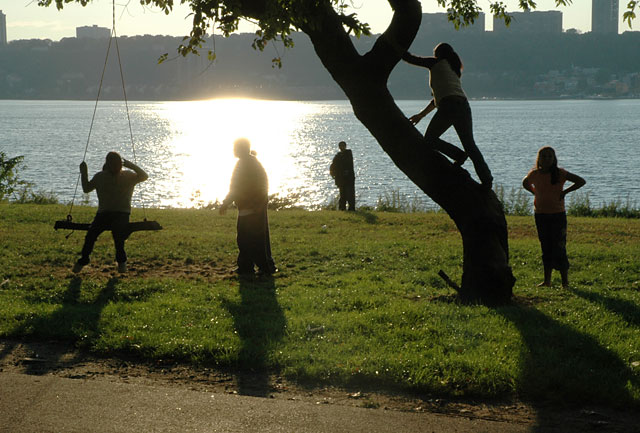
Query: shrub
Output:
[[0, 152, 29, 201], [13, 187, 60, 205], [375, 189, 432, 213], [494, 184, 532, 216]]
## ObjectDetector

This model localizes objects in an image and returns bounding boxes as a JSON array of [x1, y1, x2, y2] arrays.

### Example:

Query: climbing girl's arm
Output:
[[401, 52, 437, 69], [409, 99, 436, 125]]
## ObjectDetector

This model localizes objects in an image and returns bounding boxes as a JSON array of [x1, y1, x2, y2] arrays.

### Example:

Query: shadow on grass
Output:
[[571, 288, 640, 327], [497, 302, 639, 431], [223, 275, 285, 397], [354, 210, 378, 224], [1, 276, 119, 375]]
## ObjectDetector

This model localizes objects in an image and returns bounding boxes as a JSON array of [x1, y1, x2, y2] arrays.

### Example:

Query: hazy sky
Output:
[[0, 0, 621, 41]]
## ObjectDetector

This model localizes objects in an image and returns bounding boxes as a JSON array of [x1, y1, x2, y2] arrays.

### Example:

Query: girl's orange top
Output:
[[525, 168, 568, 214]]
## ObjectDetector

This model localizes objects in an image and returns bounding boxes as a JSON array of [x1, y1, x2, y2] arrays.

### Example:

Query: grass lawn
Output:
[[1, 203, 639, 408]]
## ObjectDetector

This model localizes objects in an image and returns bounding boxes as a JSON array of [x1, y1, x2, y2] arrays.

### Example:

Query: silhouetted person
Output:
[[330, 141, 355, 211], [403, 42, 493, 188], [523, 146, 585, 288], [73, 151, 148, 274], [220, 138, 276, 276]]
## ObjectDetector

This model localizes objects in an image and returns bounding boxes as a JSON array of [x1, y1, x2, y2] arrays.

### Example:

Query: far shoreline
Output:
[[1, 96, 640, 103]]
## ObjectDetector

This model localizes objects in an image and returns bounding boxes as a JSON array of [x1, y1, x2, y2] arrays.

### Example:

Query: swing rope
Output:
[[67, 33, 113, 221], [113, 22, 148, 221], [67, 0, 147, 223]]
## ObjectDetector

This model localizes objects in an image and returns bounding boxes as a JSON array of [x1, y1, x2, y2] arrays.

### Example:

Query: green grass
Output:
[[1, 204, 639, 409]]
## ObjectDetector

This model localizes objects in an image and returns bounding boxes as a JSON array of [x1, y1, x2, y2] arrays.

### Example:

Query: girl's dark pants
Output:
[[425, 96, 493, 186], [534, 212, 570, 271], [236, 208, 276, 274], [78, 211, 130, 265]]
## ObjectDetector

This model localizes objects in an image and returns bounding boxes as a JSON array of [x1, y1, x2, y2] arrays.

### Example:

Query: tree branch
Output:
[[365, 0, 422, 79], [299, 2, 362, 83]]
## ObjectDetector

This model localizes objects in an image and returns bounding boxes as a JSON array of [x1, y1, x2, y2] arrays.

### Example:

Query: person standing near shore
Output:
[[72, 151, 148, 274], [329, 141, 355, 211], [403, 42, 493, 188], [220, 138, 277, 276], [522, 146, 585, 288]]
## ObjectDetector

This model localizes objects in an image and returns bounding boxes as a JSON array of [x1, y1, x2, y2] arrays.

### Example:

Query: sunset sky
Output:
[[0, 0, 606, 42]]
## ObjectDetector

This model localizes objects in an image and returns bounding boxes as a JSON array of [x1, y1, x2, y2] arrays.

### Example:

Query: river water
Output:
[[2, 98, 639, 209]]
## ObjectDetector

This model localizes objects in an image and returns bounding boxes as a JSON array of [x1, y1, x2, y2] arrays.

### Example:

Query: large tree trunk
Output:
[[302, 0, 515, 304]]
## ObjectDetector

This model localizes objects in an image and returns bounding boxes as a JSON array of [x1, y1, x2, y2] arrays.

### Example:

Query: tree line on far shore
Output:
[[1, 30, 639, 101]]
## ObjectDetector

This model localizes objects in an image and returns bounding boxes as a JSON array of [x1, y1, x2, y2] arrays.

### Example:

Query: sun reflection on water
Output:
[[154, 98, 317, 207]]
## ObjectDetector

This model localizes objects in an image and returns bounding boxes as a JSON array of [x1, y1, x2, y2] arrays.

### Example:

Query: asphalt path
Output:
[[0, 372, 531, 433]]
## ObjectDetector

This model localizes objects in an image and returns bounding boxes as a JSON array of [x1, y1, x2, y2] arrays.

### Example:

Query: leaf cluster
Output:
[[445, 1, 573, 28], [624, 1, 638, 28], [148, 1, 371, 67], [0, 152, 29, 202], [36, 0, 94, 9]]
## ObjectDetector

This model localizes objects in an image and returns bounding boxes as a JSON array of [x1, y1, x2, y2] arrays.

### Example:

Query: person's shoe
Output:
[[233, 267, 254, 276], [117, 262, 127, 273], [257, 268, 277, 277], [72, 261, 86, 274]]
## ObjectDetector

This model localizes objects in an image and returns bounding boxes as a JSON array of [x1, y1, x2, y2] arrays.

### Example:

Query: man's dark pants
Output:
[[338, 180, 355, 211], [236, 209, 275, 274]]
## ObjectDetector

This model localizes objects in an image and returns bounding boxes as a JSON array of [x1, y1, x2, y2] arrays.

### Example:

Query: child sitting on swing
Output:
[[72, 151, 148, 274]]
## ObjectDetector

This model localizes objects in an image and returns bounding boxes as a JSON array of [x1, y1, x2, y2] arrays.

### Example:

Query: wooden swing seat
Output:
[[54, 219, 162, 233]]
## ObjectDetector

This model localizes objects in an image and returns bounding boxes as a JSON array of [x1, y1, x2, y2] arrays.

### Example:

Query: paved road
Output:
[[0, 372, 531, 433]]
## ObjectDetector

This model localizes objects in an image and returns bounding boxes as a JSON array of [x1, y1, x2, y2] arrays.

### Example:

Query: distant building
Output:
[[420, 12, 486, 35], [0, 10, 7, 46], [493, 10, 563, 34], [592, 0, 618, 34], [76, 25, 110, 39]]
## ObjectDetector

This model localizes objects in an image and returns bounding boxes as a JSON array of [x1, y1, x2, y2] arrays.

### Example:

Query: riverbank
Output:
[[1, 204, 639, 410]]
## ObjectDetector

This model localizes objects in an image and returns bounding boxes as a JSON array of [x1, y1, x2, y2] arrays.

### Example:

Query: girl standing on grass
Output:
[[522, 146, 586, 288]]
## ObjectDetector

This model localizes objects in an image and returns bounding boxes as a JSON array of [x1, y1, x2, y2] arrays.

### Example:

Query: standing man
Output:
[[330, 141, 355, 211], [220, 138, 277, 276], [72, 151, 148, 274]]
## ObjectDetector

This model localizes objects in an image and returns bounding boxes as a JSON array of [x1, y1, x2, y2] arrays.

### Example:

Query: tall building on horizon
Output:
[[76, 25, 110, 39], [0, 10, 7, 46], [592, 0, 619, 34], [492, 10, 563, 34], [419, 12, 486, 35]]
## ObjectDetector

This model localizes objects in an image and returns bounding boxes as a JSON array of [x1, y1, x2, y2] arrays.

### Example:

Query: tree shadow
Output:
[[496, 302, 639, 431], [571, 288, 640, 327], [222, 275, 286, 397], [1, 276, 119, 376], [354, 209, 378, 224]]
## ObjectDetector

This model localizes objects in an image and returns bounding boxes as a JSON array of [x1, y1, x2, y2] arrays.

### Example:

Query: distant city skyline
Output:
[[592, 0, 619, 34], [0, 0, 628, 42], [0, 9, 7, 45]]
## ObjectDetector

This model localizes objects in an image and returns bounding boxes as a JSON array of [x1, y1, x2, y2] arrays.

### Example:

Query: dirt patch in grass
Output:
[[48, 260, 240, 282]]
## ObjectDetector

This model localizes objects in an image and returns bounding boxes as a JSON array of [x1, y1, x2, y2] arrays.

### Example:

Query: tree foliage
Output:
[[0, 152, 28, 201]]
